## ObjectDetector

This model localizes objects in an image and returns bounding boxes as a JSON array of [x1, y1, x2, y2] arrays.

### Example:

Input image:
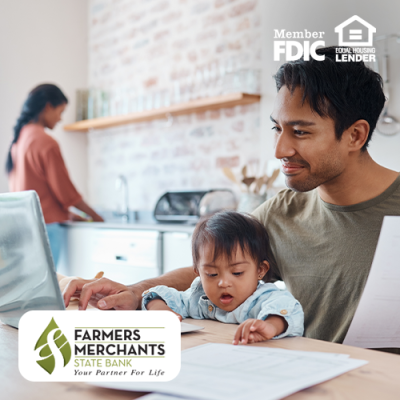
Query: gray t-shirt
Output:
[[253, 174, 400, 344]]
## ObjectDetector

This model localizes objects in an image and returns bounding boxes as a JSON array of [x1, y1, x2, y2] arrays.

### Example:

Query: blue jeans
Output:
[[46, 223, 63, 270]]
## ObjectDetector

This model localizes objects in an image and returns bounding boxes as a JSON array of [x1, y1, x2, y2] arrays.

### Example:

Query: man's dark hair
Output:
[[274, 46, 385, 150], [192, 211, 273, 274]]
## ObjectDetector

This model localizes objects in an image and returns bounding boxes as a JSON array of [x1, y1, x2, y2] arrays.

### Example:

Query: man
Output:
[[64, 47, 400, 345]]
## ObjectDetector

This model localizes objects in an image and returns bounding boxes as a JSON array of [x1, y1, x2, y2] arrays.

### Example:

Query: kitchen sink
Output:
[[99, 210, 154, 224]]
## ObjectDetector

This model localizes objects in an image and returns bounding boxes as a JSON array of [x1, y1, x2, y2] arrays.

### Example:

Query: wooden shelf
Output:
[[64, 92, 261, 132]]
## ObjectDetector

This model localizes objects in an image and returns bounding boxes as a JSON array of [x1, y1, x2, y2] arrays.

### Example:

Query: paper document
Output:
[[90, 343, 367, 400], [139, 394, 193, 400], [181, 322, 204, 334], [344, 216, 400, 348]]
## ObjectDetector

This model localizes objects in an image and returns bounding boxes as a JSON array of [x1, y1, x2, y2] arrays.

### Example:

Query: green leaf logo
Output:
[[34, 318, 71, 375]]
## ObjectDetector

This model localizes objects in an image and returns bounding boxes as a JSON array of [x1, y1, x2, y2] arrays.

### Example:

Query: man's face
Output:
[[271, 86, 347, 192]]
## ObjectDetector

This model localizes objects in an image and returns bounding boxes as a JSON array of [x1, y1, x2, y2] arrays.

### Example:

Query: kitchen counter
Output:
[[61, 220, 196, 234], [62, 209, 196, 233]]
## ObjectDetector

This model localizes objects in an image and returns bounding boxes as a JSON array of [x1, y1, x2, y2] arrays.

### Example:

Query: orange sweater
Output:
[[9, 124, 82, 224]]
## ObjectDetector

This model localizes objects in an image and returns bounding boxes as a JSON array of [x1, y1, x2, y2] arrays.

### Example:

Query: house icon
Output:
[[335, 15, 376, 46]]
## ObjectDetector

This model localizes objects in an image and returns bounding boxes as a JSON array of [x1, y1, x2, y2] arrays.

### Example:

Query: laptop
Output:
[[0, 191, 65, 328], [0, 191, 204, 333]]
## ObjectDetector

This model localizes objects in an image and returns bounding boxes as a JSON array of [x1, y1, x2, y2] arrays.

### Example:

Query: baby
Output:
[[142, 210, 304, 345]]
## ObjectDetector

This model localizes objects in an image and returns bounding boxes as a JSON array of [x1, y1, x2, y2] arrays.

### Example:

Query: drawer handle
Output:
[[115, 255, 127, 261]]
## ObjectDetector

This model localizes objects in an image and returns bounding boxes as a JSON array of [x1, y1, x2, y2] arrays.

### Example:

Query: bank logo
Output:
[[19, 311, 181, 382], [335, 15, 376, 47], [273, 29, 325, 62], [34, 317, 71, 374]]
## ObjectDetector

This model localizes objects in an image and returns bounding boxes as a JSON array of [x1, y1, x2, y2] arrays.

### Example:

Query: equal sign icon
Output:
[[349, 30, 363, 40]]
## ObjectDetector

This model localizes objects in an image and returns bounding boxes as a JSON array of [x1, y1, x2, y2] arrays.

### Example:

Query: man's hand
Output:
[[233, 316, 288, 345], [63, 277, 140, 310], [145, 299, 183, 321]]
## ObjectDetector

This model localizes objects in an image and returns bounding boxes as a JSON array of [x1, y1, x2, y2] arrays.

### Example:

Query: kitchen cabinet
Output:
[[163, 232, 193, 273], [58, 223, 194, 284], [58, 227, 162, 284]]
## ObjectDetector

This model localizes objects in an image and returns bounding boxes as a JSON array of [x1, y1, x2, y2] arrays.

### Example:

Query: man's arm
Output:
[[63, 266, 196, 311], [128, 267, 196, 302]]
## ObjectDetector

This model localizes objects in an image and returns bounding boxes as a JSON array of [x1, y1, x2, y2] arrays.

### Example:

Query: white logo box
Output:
[[19, 311, 181, 382]]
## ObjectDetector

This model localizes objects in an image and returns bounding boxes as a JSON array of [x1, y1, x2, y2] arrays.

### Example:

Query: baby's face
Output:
[[196, 243, 269, 312]]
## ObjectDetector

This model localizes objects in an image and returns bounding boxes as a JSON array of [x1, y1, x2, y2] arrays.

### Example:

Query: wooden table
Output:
[[2, 318, 400, 400]]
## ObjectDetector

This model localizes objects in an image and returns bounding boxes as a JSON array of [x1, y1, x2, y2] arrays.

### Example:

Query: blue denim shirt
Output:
[[142, 277, 304, 339]]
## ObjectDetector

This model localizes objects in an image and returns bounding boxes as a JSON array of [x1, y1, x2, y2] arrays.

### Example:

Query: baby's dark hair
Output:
[[192, 210, 273, 272]]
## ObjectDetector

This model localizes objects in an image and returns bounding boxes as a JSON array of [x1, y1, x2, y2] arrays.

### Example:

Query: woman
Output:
[[6, 84, 104, 268]]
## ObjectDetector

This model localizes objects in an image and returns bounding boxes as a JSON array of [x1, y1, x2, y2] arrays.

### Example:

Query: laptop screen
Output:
[[0, 191, 65, 328]]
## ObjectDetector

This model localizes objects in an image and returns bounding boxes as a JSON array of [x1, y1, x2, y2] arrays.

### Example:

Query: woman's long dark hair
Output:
[[5, 84, 68, 174]]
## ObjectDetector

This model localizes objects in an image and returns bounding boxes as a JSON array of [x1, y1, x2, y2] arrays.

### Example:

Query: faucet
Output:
[[114, 175, 130, 222]]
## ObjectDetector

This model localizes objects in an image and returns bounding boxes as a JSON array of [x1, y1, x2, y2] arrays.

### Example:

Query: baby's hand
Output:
[[145, 299, 183, 321], [233, 316, 287, 345]]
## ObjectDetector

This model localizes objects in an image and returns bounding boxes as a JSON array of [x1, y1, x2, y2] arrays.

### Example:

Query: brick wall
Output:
[[88, 0, 262, 211]]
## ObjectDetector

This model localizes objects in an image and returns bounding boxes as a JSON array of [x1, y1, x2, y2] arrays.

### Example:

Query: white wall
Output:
[[261, 0, 400, 172], [0, 0, 89, 197], [86, 0, 263, 211]]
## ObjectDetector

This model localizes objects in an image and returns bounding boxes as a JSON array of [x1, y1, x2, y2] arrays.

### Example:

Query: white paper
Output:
[[344, 216, 400, 348], [139, 394, 194, 400], [89, 343, 367, 400], [180, 322, 203, 334]]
